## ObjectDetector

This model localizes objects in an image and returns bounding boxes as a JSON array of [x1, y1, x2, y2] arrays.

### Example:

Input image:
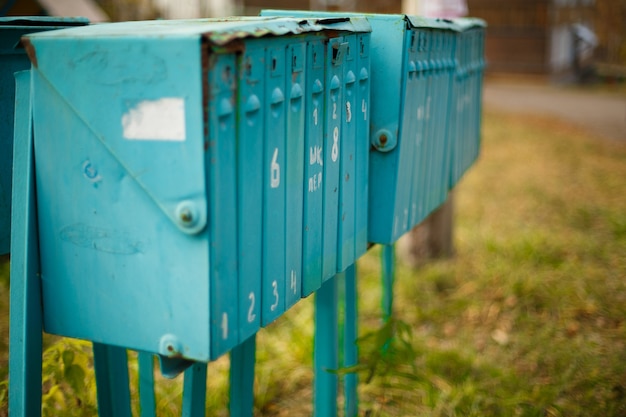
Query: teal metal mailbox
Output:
[[24, 17, 371, 365], [0, 16, 88, 255], [449, 18, 486, 188], [263, 11, 461, 244]]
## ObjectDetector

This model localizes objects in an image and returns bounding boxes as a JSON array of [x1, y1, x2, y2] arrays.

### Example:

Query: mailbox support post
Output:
[[181, 362, 208, 417], [314, 275, 339, 417], [342, 264, 359, 416], [229, 335, 256, 417], [8, 69, 42, 417], [137, 352, 156, 417], [382, 245, 395, 320], [93, 343, 132, 417]]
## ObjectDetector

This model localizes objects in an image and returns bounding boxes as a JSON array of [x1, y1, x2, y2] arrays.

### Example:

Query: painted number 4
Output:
[[290, 270, 297, 295]]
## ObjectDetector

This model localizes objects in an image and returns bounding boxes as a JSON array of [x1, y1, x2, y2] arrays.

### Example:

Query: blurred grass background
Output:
[[1, 104, 625, 416]]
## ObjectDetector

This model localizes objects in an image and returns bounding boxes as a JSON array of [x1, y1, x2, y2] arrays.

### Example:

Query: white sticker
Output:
[[122, 98, 186, 141]]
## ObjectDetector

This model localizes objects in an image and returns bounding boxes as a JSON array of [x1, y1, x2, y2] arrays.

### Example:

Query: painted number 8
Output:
[[331, 127, 339, 162]]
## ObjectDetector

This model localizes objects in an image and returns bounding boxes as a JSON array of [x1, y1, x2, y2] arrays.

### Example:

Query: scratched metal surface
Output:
[[24, 17, 371, 367]]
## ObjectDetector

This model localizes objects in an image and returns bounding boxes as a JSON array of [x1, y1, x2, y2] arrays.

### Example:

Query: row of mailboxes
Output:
[[450, 20, 486, 188], [263, 11, 486, 244], [0, 17, 89, 255], [23, 16, 372, 363], [8, 14, 485, 369]]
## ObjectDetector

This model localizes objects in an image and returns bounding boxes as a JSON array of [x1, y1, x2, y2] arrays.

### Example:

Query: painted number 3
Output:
[[270, 280, 279, 312]]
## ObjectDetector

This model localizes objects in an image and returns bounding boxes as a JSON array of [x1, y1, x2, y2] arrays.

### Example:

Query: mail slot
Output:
[[449, 18, 486, 188], [24, 17, 371, 363], [0, 17, 88, 255]]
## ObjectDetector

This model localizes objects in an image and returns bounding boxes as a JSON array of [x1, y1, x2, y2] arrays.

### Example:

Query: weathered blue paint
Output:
[[302, 39, 326, 296], [449, 19, 486, 188], [237, 44, 264, 342], [314, 275, 339, 417], [285, 41, 306, 310], [229, 335, 256, 417], [137, 353, 156, 417], [8, 69, 42, 417], [93, 343, 132, 417], [343, 264, 359, 416], [338, 33, 358, 272], [0, 17, 88, 255], [262, 40, 288, 326], [354, 33, 371, 259], [22, 16, 371, 369], [181, 362, 208, 417], [322, 37, 344, 282], [261, 11, 475, 244]]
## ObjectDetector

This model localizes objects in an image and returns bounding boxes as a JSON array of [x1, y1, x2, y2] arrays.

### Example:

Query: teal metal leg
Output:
[[314, 275, 339, 417], [381, 245, 395, 320], [8, 70, 42, 417], [137, 352, 156, 417], [343, 264, 358, 417], [229, 335, 256, 417], [181, 362, 208, 417], [93, 343, 132, 417]]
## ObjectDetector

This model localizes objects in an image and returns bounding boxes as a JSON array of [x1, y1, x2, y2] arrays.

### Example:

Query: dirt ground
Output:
[[482, 76, 626, 142]]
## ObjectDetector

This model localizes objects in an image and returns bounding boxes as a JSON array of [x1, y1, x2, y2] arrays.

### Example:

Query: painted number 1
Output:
[[247, 292, 256, 323], [221, 312, 228, 340]]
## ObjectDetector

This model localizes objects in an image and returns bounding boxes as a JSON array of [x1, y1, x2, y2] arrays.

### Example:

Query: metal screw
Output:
[[179, 208, 193, 224]]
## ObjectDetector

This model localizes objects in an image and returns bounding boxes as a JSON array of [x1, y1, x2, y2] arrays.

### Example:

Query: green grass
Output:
[[1, 107, 625, 416]]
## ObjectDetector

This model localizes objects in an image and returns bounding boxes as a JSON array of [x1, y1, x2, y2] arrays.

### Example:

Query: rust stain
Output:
[[379, 133, 388, 147], [21, 38, 37, 68]]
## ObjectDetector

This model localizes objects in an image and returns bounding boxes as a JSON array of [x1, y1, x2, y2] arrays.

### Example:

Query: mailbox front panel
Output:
[[322, 37, 343, 281], [302, 39, 325, 296], [26, 17, 372, 363], [207, 53, 239, 358], [30, 35, 212, 361], [237, 44, 264, 343], [262, 42, 288, 326], [354, 33, 370, 259], [285, 41, 306, 310]]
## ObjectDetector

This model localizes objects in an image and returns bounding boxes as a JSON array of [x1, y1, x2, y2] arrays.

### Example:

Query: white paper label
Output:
[[122, 98, 186, 141]]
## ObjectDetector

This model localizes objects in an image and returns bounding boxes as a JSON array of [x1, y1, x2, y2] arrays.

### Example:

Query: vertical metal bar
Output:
[[92, 343, 132, 417], [381, 244, 395, 321], [8, 70, 42, 417], [314, 274, 339, 417], [137, 352, 156, 417], [181, 362, 208, 417], [343, 264, 358, 417], [229, 335, 256, 417]]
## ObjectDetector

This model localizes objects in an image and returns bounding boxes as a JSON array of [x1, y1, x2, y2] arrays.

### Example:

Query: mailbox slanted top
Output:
[[449, 17, 487, 32], [23, 16, 371, 44]]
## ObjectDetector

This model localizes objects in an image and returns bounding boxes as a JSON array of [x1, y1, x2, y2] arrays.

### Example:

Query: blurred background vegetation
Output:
[[1, 100, 625, 415]]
